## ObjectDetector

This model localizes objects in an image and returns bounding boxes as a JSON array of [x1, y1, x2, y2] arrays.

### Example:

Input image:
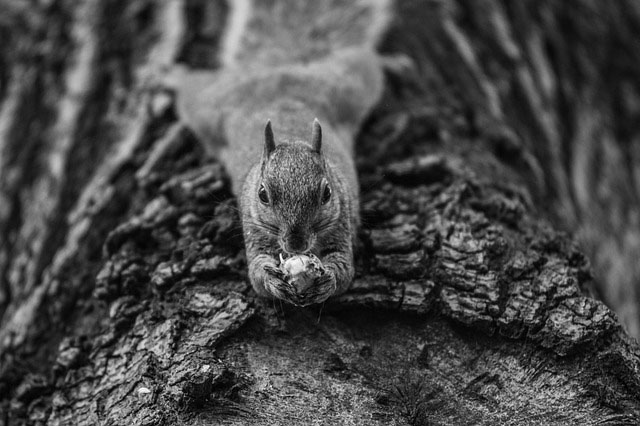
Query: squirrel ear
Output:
[[311, 118, 322, 153], [264, 120, 276, 157]]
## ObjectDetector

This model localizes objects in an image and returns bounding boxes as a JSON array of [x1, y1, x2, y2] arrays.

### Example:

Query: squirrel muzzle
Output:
[[281, 228, 314, 254]]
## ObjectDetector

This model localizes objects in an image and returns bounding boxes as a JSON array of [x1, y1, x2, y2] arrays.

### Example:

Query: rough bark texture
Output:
[[386, 0, 640, 338], [1, 0, 640, 425]]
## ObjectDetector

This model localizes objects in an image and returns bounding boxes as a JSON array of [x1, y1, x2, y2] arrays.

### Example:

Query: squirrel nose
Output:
[[282, 232, 309, 254]]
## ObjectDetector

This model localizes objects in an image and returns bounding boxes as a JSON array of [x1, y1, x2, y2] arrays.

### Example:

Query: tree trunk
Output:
[[1, 0, 639, 425]]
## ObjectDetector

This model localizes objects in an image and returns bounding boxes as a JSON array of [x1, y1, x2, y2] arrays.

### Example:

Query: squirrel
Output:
[[172, 1, 388, 306]]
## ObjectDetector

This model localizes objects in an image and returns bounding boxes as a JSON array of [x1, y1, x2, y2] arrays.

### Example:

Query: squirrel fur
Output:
[[174, 2, 387, 305]]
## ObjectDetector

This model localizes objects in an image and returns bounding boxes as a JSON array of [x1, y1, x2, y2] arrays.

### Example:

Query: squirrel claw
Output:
[[264, 264, 286, 280]]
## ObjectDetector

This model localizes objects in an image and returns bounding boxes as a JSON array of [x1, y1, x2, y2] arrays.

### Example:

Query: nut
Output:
[[281, 254, 324, 292]]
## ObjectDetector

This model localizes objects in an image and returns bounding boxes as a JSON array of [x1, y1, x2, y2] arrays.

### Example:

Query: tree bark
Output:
[[1, 0, 639, 425]]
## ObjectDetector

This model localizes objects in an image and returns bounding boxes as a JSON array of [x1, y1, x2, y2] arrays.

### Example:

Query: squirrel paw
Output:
[[264, 263, 286, 281], [262, 263, 297, 302], [305, 269, 337, 305], [261, 262, 337, 307]]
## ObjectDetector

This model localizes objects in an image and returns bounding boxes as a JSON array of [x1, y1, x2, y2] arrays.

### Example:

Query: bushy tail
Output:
[[306, 48, 384, 139], [220, 0, 393, 68], [175, 0, 392, 160]]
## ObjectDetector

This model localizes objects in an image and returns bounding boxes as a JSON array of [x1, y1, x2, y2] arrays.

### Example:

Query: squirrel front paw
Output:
[[248, 254, 345, 306], [304, 269, 337, 305], [262, 263, 297, 301], [263, 262, 335, 306], [247, 256, 282, 298]]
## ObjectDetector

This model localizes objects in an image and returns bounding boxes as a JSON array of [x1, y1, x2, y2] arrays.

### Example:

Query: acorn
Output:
[[280, 253, 324, 292]]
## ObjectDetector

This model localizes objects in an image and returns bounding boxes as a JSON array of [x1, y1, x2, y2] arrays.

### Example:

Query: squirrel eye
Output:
[[258, 184, 270, 204], [321, 184, 332, 204]]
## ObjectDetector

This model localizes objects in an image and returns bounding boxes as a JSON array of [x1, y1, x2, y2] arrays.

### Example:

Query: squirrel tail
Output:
[[218, 0, 394, 67], [320, 48, 384, 139]]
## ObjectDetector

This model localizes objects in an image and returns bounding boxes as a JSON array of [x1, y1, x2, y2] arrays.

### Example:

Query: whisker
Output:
[[316, 301, 325, 324], [315, 220, 338, 235], [242, 220, 280, 237]]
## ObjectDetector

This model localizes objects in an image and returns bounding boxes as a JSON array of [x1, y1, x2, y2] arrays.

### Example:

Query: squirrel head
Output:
[[254, 119, 340, 254]]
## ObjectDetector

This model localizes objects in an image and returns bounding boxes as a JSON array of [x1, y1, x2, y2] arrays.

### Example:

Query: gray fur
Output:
[[176, 49, 383, 305], [242, 130, 356, 305]]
